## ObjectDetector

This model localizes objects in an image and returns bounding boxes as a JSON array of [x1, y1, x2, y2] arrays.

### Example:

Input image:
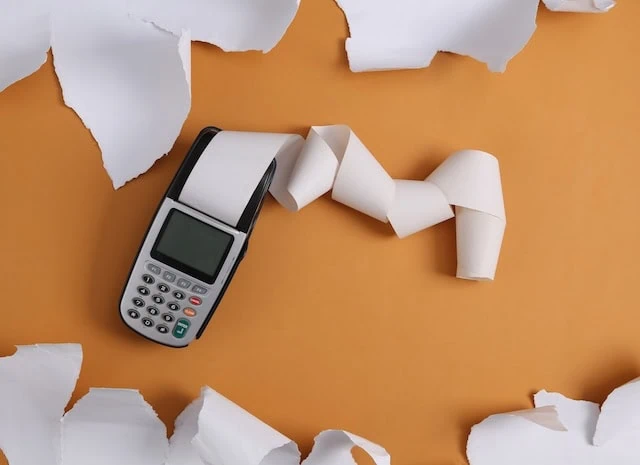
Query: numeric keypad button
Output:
[[142, 274, 155, 284], [137, 286, 150, 296], [167, 302, 180, 311], [152, 295, 165, 305], [157, 325, 169, 334], [158, 283, 170, 293], [132, 298, 144, 307], [147, 306, 159, 316], [127, 309, 140, 319]]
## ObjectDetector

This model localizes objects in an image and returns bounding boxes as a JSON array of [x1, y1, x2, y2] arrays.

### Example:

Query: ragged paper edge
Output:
[[191, 387, 301, 465], [0, 344, 388, 465], [593, 377, 640, 446], [0, 344, 82, 465], [1, 1, 193, 189], [0, 0, 298, 188], [302, 430, 390, 465], [334, 0, 615, 73], [128, 0, 301, 53], [0, 0, 51, 92], [467, 379, 640, 464], [49, 2, 192, 189], [1, 0, 615, 189], [543, 0, 616, 13], [334, 0, 539, 73], [60, 388, 168, 465]]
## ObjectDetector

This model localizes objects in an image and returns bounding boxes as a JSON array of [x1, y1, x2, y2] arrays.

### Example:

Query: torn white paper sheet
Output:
[[50, 0, 191, 189], [180, 127, 503, 280], [189, 387, 301, 465], [169, 387, 391, 465], [303, 430, 391, 465], [543, 0, 616, 13], [593, 378, 640, 446], [0, 0, 191, 188], [0, 344, 82, 465], [0, 344, 390, 465], [467, 378, 640, 465], [128, 0, 300, 52], [166, 396, 205, 465], [60, 388, 168, 465], [0, 0, 51, 92], [334, 0, 540, 72]]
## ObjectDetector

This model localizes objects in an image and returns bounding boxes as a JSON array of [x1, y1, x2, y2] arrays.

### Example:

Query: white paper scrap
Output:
[[128, 0, 300, 52], [543, 0, 616, 13], [50, 0, 191, 188], [192, 387, 301, 465], [593, 377, 640, 446], [0, 344, 82, 465], [427, 150, 506, 280], [0, 0, 52, 92], [302, 430, 390, 465], [166, 396, 206, 465], [171, 387, 389, 465], [0, 344, 390, 465], [60, 388, 168, 465], [334, 0, 540, 73], [467, 383, 640, 465]]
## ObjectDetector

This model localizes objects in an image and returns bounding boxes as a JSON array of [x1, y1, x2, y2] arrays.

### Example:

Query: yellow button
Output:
[[183, 307, 196, 317]]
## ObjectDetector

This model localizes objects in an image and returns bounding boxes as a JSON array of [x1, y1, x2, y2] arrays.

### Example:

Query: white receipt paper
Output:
[[0, 343, 390, 465], [180, 126, 505, 280], [467, 377, 640, 464]]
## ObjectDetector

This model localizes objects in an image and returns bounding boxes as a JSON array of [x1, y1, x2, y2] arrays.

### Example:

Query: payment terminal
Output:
[[119, 127, 276, 347]]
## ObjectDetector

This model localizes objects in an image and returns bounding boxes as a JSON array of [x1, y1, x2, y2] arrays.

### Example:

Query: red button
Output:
[[189, 296, 202, 306], [183, 308, 197, 317]]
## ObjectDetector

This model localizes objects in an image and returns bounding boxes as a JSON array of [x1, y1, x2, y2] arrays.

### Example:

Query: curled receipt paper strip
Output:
[[467, 377, 640, 464], [180, 126, 506, 280], [0, 344, 390, 465]]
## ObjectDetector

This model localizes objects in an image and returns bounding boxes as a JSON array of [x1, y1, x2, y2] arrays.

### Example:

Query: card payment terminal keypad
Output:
[[124, 262, 208, 341]]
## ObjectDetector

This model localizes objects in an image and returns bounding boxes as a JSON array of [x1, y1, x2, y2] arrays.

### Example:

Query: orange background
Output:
[[1, 2, 639, 464]]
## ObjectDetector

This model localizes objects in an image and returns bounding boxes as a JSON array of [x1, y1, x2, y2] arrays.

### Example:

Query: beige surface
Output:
[[1, 2, 639, 463]]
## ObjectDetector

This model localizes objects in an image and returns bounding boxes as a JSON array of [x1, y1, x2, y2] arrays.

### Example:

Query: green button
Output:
[[172, 318, 190, 339]]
